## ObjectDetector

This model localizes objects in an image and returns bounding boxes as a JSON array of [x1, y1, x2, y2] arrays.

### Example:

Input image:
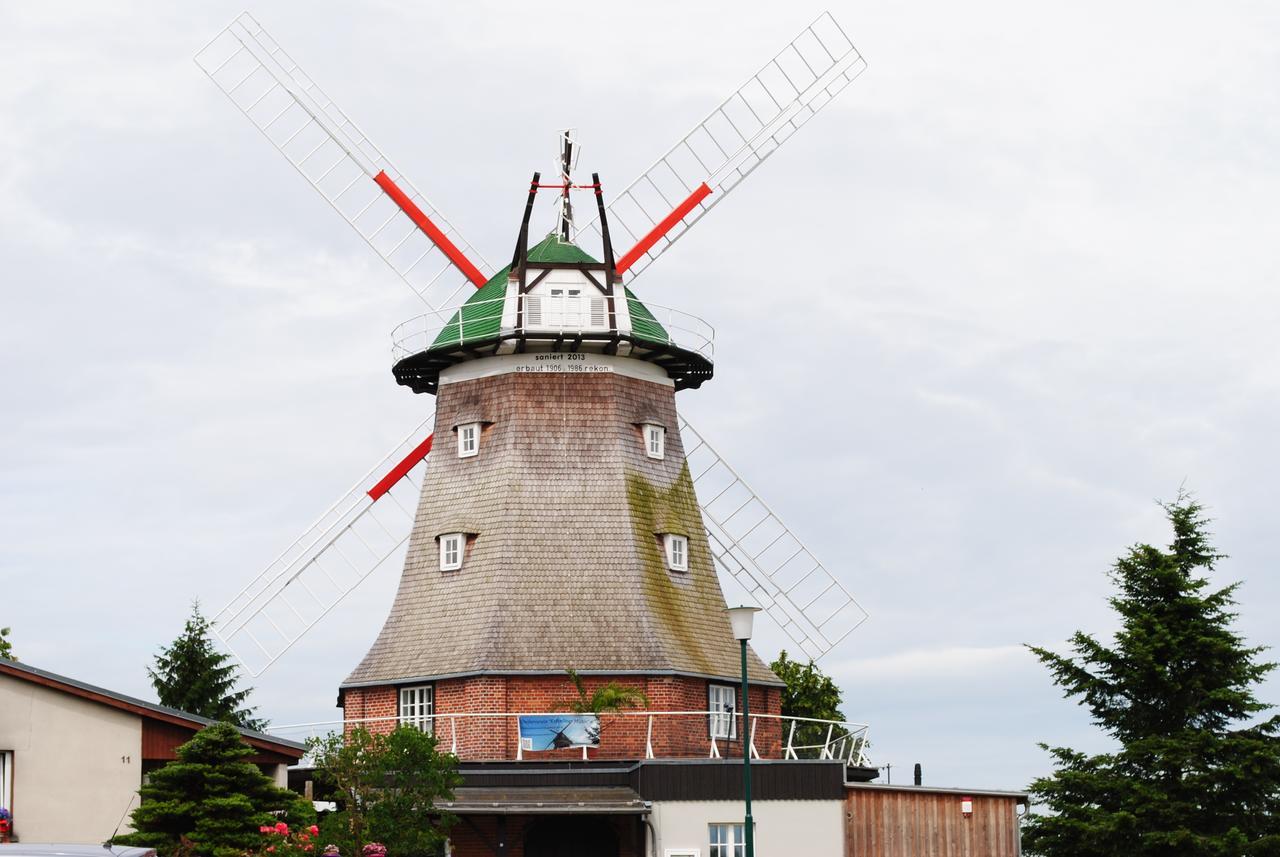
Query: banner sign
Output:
[[518, 714, 601, 751]]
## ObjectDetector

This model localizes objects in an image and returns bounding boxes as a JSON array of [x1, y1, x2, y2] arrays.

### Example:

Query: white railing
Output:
[[268, 710, 870, 767], [389, 296, 715, 362]]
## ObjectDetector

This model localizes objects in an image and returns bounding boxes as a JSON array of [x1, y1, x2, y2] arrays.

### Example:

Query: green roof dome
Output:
[[391, 234, 714, 394]]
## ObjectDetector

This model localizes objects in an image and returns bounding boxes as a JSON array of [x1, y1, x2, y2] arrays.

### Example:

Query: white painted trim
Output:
[[439, 533, 464, 571], [439, 353, 673, 387], [457, 423, 480, 458], [645, 424, 667, 460], [664, 534, 689, 572]]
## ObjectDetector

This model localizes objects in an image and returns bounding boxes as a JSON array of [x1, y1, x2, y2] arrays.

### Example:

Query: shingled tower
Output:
[[339, 174, 781, 760]]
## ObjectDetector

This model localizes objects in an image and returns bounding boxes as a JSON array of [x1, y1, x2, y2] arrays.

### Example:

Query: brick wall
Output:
[[340, 673, 781, 761]]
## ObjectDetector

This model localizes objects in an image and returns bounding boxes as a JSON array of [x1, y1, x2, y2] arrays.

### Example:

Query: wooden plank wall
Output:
[[845, 788, 1022, 857]]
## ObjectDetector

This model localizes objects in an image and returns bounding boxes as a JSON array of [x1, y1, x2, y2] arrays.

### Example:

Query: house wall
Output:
[[844, 785, 1024, 857], [649, 799, 844, 857], [343, 674, 781, 761], [0, 674, 141, 843]]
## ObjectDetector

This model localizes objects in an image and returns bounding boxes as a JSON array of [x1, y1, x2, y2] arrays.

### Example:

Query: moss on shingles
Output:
[[626, 465, 723, 676]]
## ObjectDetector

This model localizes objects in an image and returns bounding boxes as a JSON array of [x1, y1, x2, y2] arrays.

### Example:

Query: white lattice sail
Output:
[[195, 13, 490, 311], [681, 417, 868, 660], [579, 11, 866, 280], [211, 420, 435, 676]]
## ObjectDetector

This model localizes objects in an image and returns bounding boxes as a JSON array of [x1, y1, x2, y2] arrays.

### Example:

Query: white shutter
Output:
[[525, 295, 542, 327], [590, 297, 606, 328]]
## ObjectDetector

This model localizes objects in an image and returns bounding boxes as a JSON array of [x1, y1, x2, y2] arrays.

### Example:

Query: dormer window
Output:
[[663, 534, 689, 572], [644, 424, 666, 460], [458, 422, 480, 458], [439, 533, 465, 571]]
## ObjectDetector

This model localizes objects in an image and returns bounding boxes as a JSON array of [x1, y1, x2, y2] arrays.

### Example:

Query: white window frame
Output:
[[644, 424, 666, 460], [457, 422, 480, 458], [665, 850, 700, 857], [664, 533, 688, 572], [708, 684, 737, 740], [708, 823, 746, 857], [439, 533, 464, 571], [398, 685, 434, 734], [0, 750, 11, 814]]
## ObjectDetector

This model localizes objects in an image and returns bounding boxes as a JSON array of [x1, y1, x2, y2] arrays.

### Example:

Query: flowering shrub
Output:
[[253, 822, 321, 857], [360, 845, 386, 857]]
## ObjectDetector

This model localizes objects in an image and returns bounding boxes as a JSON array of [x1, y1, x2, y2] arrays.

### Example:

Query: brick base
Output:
[[341, 673, 781, 761]]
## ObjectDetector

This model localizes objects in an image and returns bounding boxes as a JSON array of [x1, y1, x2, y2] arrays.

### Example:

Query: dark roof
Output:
[[440, 786, 648, 815], [0, 658, 304, 756]]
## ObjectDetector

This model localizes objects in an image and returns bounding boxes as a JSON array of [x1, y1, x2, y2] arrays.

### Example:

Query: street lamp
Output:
[[726, 605, 761, 857]]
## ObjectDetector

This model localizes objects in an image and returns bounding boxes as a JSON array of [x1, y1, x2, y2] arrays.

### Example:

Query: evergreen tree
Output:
[[0, 627, 14, 661], [114, 722, 312, 857], [770, 650, 849, 755], [149, 602, 264, 730], [1024, 495, 1280, 856]]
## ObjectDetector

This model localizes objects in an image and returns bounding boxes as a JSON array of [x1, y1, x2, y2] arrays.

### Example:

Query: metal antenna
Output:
[[556, 129, 578, 241]]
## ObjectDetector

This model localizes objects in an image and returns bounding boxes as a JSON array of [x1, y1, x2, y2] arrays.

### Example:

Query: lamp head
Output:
[[726, 605, 762, 641]]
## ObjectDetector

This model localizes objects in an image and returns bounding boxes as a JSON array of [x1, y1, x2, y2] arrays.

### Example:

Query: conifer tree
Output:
[[770, 651, 848, 754], [149, 602, 264, 730], [1024, 496, 1280, 856], [114, 722, 312, 857]]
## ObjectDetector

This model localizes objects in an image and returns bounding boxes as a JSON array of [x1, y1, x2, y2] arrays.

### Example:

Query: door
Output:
[[523, 817, 619, 857]]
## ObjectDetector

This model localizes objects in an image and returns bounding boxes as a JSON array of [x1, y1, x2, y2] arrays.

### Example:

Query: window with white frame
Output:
[[457, 422, 480, 458], [398, 685, 434, 734], [708, 684, 736, 740], [663, 533, 688, 572], [0, 750, 11, 814], [644, 424, 666, 460], [708, 823, 745, 857], [439, 533, 464, 571]]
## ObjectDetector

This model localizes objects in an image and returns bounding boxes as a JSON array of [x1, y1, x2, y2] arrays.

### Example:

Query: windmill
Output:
[[194, 11, 870, 684]]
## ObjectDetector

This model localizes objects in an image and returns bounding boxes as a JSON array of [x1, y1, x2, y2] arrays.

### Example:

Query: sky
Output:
[[3, 0, 1280, 793]]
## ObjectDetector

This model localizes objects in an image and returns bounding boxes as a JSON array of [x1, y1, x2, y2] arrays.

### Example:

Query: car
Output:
[[0, 846, 155, 857]]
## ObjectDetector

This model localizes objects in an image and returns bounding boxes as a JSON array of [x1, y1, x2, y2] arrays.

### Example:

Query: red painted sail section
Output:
[[615, 182, 713, 275], [368, 433, 434, 500], [373, 171, 488, 288]]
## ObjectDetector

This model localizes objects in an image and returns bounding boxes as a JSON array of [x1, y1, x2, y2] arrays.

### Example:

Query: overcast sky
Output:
[[3, 0, 1279, 792]]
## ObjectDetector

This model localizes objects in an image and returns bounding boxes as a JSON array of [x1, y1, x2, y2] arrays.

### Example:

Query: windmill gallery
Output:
[[0, 10, 1028, 857]]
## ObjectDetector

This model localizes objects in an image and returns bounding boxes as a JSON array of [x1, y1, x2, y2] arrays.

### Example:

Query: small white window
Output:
[[398, 685, 434, 734], [457, 423, 479, 458], [709, 823, 745, 857], [0, 750, 12, 814], [708, 685, 736, 740], [644, 424, 666, 460], [440, 533, 464, 571], [664, 534, 688, 571]]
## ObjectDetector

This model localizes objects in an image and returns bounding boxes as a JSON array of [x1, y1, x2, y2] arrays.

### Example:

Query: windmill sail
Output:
[[195, 13, 490, 311], [211, 420, 434, 676], [680, 417, 868, 660], [578, 11, 866, 280]]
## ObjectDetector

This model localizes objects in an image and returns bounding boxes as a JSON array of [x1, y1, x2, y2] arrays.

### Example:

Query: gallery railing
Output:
[[271, 710, 870, 767]]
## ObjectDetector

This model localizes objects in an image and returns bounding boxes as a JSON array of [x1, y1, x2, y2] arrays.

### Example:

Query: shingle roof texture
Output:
[[343, 367, 776, 687]]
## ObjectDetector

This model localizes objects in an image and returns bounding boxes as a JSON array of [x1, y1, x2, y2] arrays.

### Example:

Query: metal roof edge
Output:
[[845, 781, 1030, 803]]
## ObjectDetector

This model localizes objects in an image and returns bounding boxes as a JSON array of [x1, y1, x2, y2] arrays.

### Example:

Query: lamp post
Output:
[[726, 605, 761, 857]]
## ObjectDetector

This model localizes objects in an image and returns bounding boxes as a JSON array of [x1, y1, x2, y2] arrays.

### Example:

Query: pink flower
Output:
[[259, 826, 272, 834], [267, 848, 275, 853], [275, 822, 289, 834], [309, 826, 319, 836]]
